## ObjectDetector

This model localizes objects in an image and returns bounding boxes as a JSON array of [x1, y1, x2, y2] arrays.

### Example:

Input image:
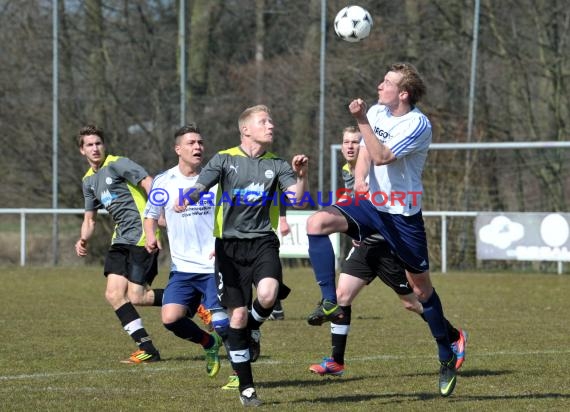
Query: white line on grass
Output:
[[2, 348, 569, 382]]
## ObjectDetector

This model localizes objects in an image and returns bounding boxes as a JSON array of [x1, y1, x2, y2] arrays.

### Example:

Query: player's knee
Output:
[[230, 307, 248, 327], [414, 288, 432, 303], [336, 288, 352, 306], [408, 272, 432, 301], [306, 212, 327, 234], [161, 310, 181, 325], [255, 293, 276, 309], [256, 280, 278, 308], [104, 288, 123, 306]]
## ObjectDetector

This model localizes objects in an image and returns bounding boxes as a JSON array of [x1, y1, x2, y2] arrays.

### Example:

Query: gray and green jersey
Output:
[[196, 146, 297, 239], [82, 154, 149, 246], [341, 163, 354, 190]]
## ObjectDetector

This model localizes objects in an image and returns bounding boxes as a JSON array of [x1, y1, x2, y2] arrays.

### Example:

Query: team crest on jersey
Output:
[[233, 182, 266, 202], [100, 189, 117, 207], [264, 169, 274, 179], [105, 177, 113, 185]]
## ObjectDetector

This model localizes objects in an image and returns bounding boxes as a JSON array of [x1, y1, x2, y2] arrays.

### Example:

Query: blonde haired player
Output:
[[306, 63, 464, 397]]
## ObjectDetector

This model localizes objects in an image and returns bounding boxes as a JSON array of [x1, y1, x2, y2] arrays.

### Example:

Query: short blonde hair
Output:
[[343, 125, 360, 135], [238, 104, 270, 131]]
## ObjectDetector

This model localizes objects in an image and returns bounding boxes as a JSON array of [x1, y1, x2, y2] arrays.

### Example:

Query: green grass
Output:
[[1, 267, 569, 411]]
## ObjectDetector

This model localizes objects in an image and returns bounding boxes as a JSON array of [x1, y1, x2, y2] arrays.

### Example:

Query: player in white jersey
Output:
[[306, 63, 461, 397], [143, 124, 225, 379], [309, 125, 467, 378]]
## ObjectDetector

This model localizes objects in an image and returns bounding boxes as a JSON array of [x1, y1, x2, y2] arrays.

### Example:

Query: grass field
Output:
[[1, 266, 569, 411]]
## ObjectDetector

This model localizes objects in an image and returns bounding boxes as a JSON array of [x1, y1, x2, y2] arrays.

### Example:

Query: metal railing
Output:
[[1, 208, 472, 272], [0, 208, 105, 267]]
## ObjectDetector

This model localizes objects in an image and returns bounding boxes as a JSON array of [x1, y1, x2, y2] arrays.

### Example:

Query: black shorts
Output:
[[341, 241, 412, 295], [104, 244, 159, 286], [215, 234, 286, 309]]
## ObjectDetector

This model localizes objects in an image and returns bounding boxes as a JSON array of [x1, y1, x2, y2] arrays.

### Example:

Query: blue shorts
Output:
[[333, 199, 430, 273], [163, 271, 222, 315]]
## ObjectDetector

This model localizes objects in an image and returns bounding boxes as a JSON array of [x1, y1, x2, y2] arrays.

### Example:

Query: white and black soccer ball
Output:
[[334, 5, 373, 43]]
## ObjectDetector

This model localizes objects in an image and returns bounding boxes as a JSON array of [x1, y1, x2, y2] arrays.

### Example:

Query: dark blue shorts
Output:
[[333, 199, 429, 273], [163, 271, 221, 315]]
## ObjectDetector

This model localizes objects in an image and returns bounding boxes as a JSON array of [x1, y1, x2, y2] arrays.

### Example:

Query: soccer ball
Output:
[[334, 5, 373, 43]]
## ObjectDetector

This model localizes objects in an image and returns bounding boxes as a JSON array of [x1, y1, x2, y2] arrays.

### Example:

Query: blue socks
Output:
[[308, 234, 337, 303], [422, 289, 453, 362]]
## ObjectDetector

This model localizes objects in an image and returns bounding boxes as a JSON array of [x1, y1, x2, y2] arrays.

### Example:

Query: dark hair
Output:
[[77, 125, 105, 147], [174, 123, 201, 140], [390, 62, 426, 106]]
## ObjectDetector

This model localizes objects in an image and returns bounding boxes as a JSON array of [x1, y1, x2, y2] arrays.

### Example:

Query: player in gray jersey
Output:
[[74, 125, 163, 364], [309, 126, 467, 377], [175, 105, 309, 407]]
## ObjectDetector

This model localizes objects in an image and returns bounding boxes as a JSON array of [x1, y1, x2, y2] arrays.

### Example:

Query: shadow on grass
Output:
[[164, 355, 289, 363], [259, 375, 366, 389], [271, 391, 441, 405], [458, 393, 570, 401], [165, 355, 207, 362], [457, 368, 511, 378], [265, 315, 384, 321], [271, 391, 570, 406], [401, 368, 512, 378], [353, 315, 383, 320]]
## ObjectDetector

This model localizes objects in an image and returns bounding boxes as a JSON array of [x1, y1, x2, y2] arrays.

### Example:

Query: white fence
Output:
[[1, 208, 471, 272], [0, 208, 105, 267], [330, 141, 570, 200], [2, 208, 566, 273]]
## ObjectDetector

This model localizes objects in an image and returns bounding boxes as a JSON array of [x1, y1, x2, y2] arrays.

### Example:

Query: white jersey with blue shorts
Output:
[[335, 104, 432, 273], [365, 104, 431, 215], [144, 165, 220, 310]]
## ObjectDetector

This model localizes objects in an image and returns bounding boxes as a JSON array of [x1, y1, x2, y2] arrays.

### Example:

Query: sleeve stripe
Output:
[[390, 116, 429, 156]]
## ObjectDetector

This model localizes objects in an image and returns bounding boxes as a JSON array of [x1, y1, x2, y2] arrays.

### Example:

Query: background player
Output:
[[75, 124, 163, 364]]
